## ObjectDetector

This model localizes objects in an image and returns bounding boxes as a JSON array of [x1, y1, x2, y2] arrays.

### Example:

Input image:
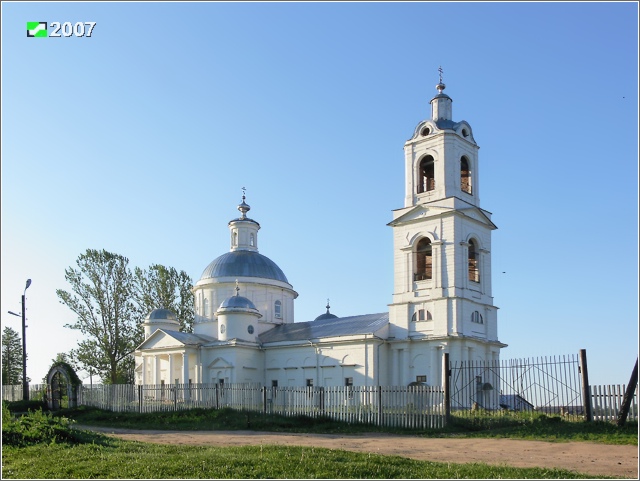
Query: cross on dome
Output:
[[436, 66, 446, 93], [238, 187, 251, 219]]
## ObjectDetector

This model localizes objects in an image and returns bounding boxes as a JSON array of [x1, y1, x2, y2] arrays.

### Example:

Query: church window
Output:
[[471, 311, 483, 324], [412, 309, 433, 322], [232, 231, 238, 246], [220, 324, 226, 334], [461, 156, 472, 194], [420, 127, 431, 136], [418, 156, 435, 193], [414, 238, 433, 281], [468, 239, 480, 282], [416, 375, 427, 383], [250, 234, 255, 246], [247, 325, 254, 334], [203, 298, 209, 317], [274, 300, 282, 319], [462, 128, 469, 138], [306, 378, 314, 387]]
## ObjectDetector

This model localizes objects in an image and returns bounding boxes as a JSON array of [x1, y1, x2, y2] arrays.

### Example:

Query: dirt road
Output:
[[78, 425, 638, 478]]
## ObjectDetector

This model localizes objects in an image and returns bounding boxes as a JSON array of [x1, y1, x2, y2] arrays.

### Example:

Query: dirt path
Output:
[[77, 425, 638, 478]]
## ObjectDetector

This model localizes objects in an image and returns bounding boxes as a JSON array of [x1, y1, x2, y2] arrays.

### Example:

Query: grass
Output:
[[2, 402, 636, 479], [58, 404, 639, 445], [1, 431, 604, 479]]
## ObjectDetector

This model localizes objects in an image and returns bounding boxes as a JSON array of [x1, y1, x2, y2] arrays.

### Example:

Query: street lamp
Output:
[[7, 279, 31, 401]]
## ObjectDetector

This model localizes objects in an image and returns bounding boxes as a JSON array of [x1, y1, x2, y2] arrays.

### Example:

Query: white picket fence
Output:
[[75, 382, 446, 429], [590, 383, 638, 422], [3, 381, 637, 427]]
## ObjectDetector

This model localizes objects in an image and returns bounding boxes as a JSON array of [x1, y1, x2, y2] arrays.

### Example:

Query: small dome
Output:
[[145, 308, 178, 322], [219, 295, 258, 311], [314, 312, 338, 321], [314, 301, 338, 321]]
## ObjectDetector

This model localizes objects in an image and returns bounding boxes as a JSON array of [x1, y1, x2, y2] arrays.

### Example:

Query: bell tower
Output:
[[386, 70, 505, 386]]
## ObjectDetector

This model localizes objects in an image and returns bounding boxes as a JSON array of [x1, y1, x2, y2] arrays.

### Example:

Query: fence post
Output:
[[138, 385, 142, 413], [174, 381, 178, 410], [443, 352, 450, 424], [616, 358, 638, 427], [262, 386, 267, 414], [319, 387, 325, 416], [377, 387, 382, 426], [579, 349, 593, 422]]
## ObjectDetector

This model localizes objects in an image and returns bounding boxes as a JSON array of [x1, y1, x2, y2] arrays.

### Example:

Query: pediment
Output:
[[457, 207, 497, 230], [389, 203, 496, 230], [208, 356, 233, 369], [137, 329, 186, 351], [388, 205, 428, 226]]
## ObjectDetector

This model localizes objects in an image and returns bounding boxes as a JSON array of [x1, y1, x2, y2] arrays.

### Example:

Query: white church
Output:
[[134, 78, 506, 389]]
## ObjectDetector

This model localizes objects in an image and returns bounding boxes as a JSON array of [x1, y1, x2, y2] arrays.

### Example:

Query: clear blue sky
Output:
[[2, 1, 638, 387]]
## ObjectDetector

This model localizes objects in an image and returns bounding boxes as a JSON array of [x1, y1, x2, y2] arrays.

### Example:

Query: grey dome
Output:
[[200, 250, 289, 283], [219, 295, 258, 311], [314, 301, 338, 321], [145, 308, 178, 322]]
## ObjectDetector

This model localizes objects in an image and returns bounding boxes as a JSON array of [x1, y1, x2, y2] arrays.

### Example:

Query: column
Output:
[[168, 354, 174, 384], [154, 355, 161, 385], [182, 352, 190, 401], [141, 356, 147, 385]]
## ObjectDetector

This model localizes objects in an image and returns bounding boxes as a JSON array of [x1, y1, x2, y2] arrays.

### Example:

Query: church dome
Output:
[[219, 295, 258, 311], [145, 308, 178, 322], [200, 250, 289, 283], [314, 301, 338, 321]]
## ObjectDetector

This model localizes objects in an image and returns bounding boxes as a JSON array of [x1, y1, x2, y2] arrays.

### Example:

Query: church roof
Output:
[[259, 312, 389, 343], [200, 250, 289, 283]]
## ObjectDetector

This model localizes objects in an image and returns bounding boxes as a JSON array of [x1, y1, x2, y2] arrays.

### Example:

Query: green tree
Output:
[[2, 326, 23, 385], [133, 264, 194, 332], [56, 249, 138, 384]]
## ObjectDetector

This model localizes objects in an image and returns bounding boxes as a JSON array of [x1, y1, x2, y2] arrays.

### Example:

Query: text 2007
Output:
[[49, 22, 96, 38]]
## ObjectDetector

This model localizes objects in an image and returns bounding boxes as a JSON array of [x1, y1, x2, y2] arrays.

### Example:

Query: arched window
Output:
[[471, 311, 483, 324], [274, 300, 282, 319], [415, 238, 433, 281], [418, 156, 435, 193], [232, 231, 238, 246], [411, 309, 432, 322], [250, 234, 255, 247], [461, 156, 472, 194], [203, 298, 209, 317], [468, 239, 479, 282]]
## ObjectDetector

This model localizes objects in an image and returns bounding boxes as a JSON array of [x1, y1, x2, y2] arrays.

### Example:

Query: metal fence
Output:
[[449, 354, 586, 420]]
